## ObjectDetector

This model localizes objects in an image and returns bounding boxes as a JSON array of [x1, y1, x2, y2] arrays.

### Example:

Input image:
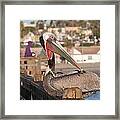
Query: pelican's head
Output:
[[39, 32, 81, 71]]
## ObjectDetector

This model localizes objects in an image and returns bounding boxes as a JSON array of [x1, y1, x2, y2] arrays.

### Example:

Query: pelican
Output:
[[39, 32, 100, 98]]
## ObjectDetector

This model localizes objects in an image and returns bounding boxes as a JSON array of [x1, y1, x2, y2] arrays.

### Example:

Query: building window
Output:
[[26, 66, 28, 69], [88, 56, 92, 60], [77, 60, 80, 62], [29, 71, 31, 75], [24, 61, 27, 64]]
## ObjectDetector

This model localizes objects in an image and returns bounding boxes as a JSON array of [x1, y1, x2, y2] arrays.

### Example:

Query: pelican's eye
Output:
[[47, 35, 56, 43], [49, 35, 54, 40]]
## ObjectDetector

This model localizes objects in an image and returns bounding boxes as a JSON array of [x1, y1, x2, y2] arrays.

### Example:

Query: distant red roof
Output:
[[75, 47, 100, 54]]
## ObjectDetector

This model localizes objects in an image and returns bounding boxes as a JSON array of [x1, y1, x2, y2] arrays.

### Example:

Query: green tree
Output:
[[20, 21, 25, 38], [64, 38, 74, 48], [88, 20, 100, 38], [79, 20, 86, 28]]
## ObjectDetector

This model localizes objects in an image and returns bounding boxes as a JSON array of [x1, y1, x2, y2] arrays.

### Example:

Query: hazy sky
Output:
[[22, 20, 35, 24]]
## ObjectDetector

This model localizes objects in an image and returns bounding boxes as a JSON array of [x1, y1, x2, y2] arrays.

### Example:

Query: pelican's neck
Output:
[[48, 53, 55, 72]]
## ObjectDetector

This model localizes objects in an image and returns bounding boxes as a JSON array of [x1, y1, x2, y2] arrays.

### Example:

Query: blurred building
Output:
[[55, 47, 100, 64]]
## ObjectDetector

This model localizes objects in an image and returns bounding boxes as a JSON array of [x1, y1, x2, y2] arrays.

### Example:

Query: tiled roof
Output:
[[75, 47, 100, 54]]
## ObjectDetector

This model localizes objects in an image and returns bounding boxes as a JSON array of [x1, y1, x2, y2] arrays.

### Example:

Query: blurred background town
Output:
[[20, 20, 100, 64]]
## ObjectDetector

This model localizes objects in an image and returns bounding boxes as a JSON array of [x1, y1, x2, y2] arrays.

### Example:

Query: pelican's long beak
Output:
[[47, 39, 81, 71]]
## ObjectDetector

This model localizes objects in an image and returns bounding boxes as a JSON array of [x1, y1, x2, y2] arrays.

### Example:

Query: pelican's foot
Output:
[[80, 69, 86, 74], [45, 67, 56, 77], [76, 69, 86, 74]]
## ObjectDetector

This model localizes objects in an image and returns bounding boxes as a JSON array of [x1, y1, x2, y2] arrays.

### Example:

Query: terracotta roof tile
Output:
[[75, 47, 100, 54]]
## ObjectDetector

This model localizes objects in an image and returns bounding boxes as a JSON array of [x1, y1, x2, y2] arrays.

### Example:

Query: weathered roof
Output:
[[75, 47, 100, 54]]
